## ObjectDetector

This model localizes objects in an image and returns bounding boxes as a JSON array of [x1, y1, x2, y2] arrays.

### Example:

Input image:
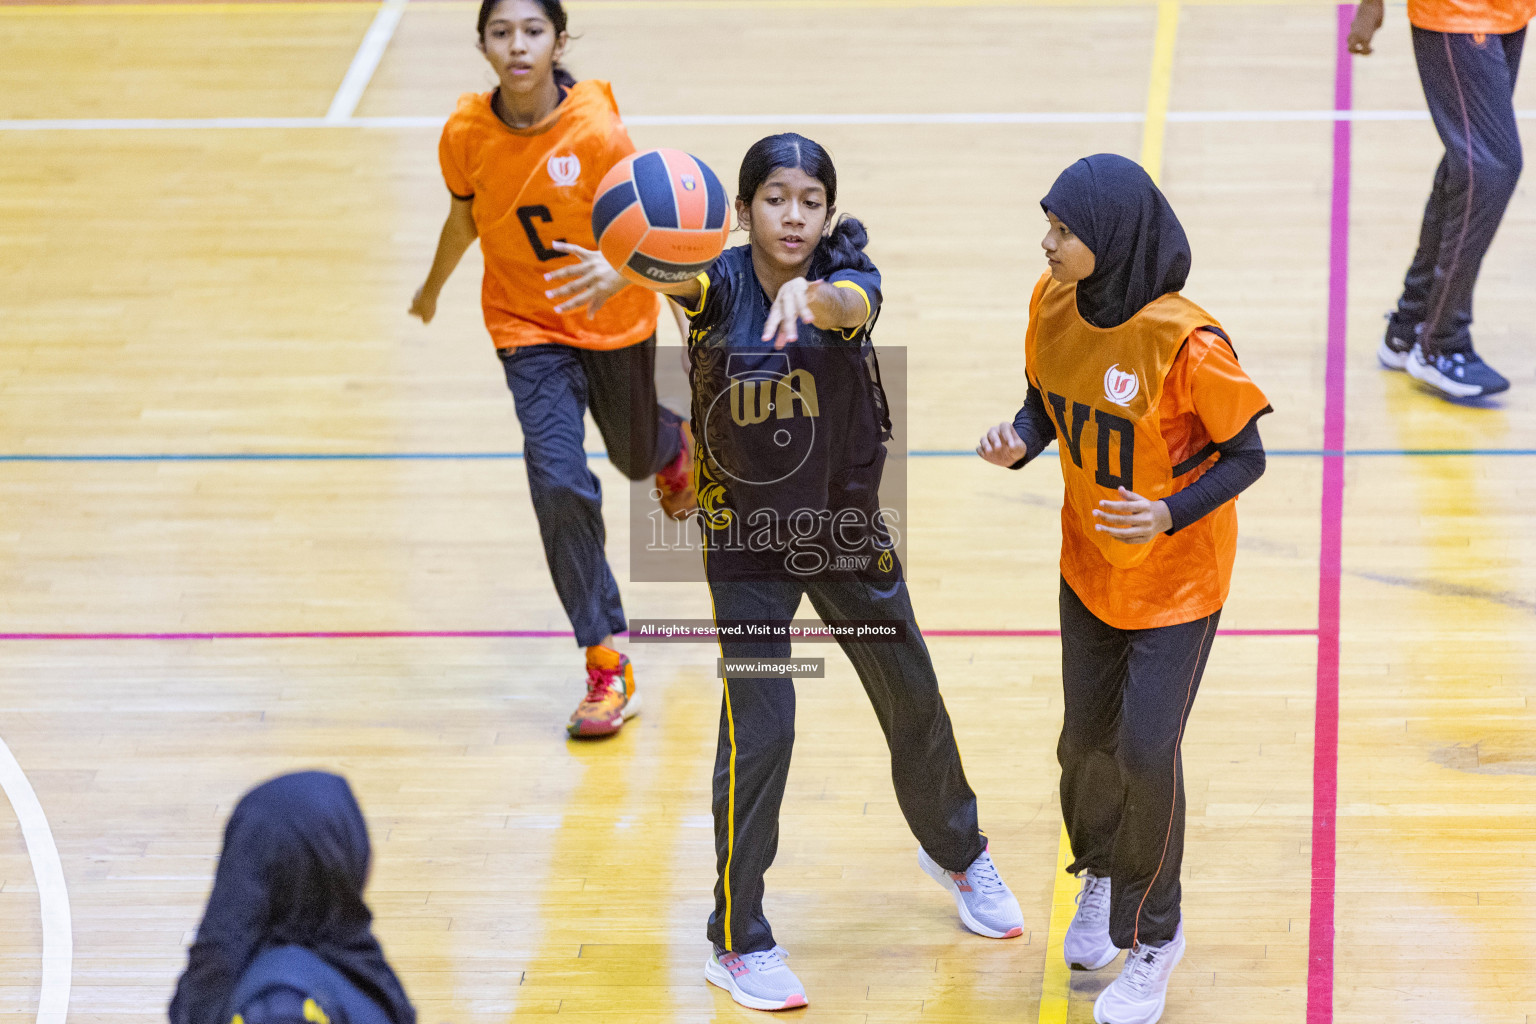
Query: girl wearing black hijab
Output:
[[169, 772, 415, 1024], [978, 154, 1271, 1024]]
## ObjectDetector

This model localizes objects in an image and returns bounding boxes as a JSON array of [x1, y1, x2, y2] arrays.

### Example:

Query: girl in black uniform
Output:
[[657, 134, 1022, 1012]]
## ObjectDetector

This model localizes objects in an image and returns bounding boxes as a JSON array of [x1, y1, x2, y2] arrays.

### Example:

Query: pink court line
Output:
[[1307, 9, 1350, 1024], [924, 628, 1315, 638], [0, 630, 572, 640], [0, 627, 1317, 641]]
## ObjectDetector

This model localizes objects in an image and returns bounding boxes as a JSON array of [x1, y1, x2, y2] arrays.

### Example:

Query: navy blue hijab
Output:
[[169, 772, 415, 1024], [1041, 154, 1192, 329]]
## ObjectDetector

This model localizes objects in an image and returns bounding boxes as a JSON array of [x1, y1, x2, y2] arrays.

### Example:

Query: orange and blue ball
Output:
[[592, 149, 731, 290]]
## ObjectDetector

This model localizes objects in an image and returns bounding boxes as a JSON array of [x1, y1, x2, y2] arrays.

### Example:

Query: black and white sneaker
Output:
[[1406, 343, 1510, 399], [1377, 318, 1416, 370]]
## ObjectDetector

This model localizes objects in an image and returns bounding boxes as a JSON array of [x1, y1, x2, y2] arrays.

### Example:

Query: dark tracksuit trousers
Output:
[[499, 335, 682, 647], [704, 552, 984, 954], [1389, 26, 1525, 355], [1057, 578, 1221, 950]]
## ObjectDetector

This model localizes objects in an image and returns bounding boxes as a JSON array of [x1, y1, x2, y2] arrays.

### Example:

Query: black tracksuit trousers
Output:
[[704, 553, 984, 954], [499, 335, 682, 647], [1057, 578, 1220, 950], [1389, 26, 1525, 355]]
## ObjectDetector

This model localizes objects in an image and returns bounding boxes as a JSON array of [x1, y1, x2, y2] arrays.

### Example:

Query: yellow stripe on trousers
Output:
[[702, 544, 738, 953], [723, 677, 738, 951], [1036, 7, 1179, 1023]]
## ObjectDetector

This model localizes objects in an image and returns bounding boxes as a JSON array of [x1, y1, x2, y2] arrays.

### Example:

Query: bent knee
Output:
[[532, 478, 600, 519], [1453, 149, 1523, 197], [1115, 737, 1179, 781], [1057, 724, 1115, 767], [1487, 150, 1523, 193]]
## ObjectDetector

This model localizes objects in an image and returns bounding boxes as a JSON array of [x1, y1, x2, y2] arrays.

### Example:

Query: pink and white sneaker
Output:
[[919, 844, 1025, 938], [705, 945, 807, 1011]]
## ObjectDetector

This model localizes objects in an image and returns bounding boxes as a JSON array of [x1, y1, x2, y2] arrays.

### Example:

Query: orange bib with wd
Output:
[[1025, 276, 1221, 571]]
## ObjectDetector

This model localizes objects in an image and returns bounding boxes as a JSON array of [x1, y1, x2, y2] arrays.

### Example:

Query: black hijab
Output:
[[1040, 153, 1192, 329], [169, 772, 416, 1024]]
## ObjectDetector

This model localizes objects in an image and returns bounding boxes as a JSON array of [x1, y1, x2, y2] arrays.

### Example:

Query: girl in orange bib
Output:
[[410, 0, 695, 739], [979, 154, 1270, 1024]]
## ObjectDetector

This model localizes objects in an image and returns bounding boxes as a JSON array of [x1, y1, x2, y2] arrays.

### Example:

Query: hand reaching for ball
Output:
[[544, 241, 628, 316]]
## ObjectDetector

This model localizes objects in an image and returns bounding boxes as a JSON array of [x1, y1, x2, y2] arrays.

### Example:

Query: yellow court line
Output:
[[1140, 0, 1181, 184], [1036, 824, 1077, 1024]]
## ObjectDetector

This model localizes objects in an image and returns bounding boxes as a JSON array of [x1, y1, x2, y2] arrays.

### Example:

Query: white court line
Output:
[[0, 737, 72, 1024], [0, 117, 331, 131], [324, 0, 408, 124], [1, 109, 1534, 131]]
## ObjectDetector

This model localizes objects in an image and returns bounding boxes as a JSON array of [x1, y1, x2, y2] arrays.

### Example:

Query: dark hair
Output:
[[737, 132, 874, 278], [477, 0, 576, 89]]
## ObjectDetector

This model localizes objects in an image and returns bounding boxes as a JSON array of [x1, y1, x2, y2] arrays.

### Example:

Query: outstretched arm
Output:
[[409, 196, 476, 324], [763, 279, 867, 349], [656, 276, 704, 306]]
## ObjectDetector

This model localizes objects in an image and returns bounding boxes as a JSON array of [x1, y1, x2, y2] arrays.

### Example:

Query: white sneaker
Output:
[[705, 945, 807, 1011], [1063, 872, 1119, 970], [1092, 920, 1185, 1024], [919, 844, 1024, 938]]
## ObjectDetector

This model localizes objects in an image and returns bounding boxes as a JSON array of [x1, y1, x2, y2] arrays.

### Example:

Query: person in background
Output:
[[1351, 0, 1532, 398]]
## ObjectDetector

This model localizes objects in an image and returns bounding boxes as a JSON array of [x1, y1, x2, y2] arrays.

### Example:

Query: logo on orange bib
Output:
[[1103, 365, 1140, 406], [547, 154, 581, 187]]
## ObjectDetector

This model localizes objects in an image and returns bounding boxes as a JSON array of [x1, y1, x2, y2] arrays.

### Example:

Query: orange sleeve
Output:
[[438, 118, 475, 199], [1189, 330, 1271, 443]]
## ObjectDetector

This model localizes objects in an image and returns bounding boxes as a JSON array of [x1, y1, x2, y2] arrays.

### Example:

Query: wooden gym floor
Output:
[[0, 1, 1532, 1022]]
